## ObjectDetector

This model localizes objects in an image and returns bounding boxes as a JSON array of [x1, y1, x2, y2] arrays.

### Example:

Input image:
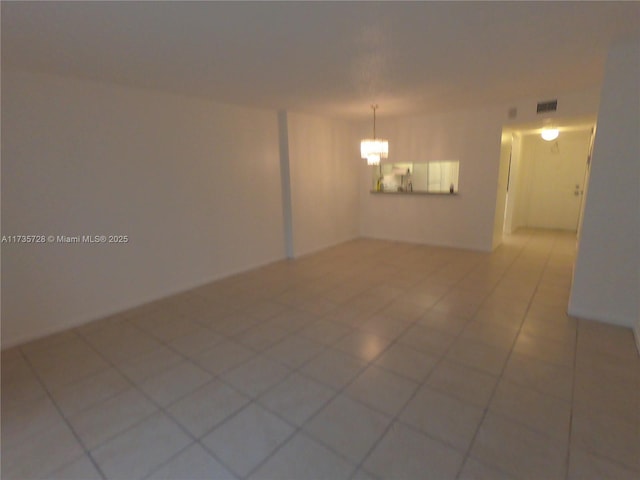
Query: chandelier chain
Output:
[[371, 104, 378, 139]]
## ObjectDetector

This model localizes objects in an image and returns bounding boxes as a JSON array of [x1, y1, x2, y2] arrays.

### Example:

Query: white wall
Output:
[[287, 112, 360, 257], [358, 88, 602, 252], [359, 107, 505, 251], [1, 69, 285, 347], [569, 38, 640, 330], [504, 89, 601, 127]]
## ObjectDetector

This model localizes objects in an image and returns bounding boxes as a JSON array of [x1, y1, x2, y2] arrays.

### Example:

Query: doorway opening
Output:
[[492, 116, 596, 249]]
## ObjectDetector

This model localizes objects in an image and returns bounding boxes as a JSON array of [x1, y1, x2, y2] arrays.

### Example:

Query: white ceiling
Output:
[[2, 1, 639, 119]]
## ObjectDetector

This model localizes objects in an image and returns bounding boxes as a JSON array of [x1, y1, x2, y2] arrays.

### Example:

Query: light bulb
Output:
[[541, 128, 559, 141]]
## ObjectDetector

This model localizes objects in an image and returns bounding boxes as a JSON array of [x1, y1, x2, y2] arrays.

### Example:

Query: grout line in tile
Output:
[[564, 304, 581, 480], [44, 318, 231, 476], [17, 345, 109, 480], [455, 230, 569, 479], [229, 286, 438, 478], [349, 234, 544, 478]]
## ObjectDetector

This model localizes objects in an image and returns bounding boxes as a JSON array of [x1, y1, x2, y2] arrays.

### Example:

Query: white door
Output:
[[524, 130, 591, 231], [576, 128, 595, 237]]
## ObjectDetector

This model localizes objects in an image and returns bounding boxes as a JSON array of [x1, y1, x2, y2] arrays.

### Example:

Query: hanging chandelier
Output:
[[360, 105, 388, 165]]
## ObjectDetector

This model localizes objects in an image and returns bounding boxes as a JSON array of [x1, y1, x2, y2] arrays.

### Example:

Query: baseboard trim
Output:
[[568, 304, 640, 356], [1, 253, 288, 350], [567, 305, 633, 328]]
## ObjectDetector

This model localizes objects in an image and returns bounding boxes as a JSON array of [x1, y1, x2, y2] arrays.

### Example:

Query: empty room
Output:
[[1, 2, 639, 480]]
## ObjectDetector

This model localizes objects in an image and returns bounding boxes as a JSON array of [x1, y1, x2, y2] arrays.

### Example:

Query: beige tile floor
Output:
[[2, 229, 639, 480]]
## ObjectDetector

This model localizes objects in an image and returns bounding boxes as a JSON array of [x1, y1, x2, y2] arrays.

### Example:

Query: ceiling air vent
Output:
[[537, 100, 558, 113]]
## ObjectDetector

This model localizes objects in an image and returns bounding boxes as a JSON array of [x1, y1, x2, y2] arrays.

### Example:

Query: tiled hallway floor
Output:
[[2, 230, 639, 479]]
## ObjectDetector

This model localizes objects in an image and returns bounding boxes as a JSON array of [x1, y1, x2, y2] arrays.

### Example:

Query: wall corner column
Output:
[[277, 110, 294, 258]]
